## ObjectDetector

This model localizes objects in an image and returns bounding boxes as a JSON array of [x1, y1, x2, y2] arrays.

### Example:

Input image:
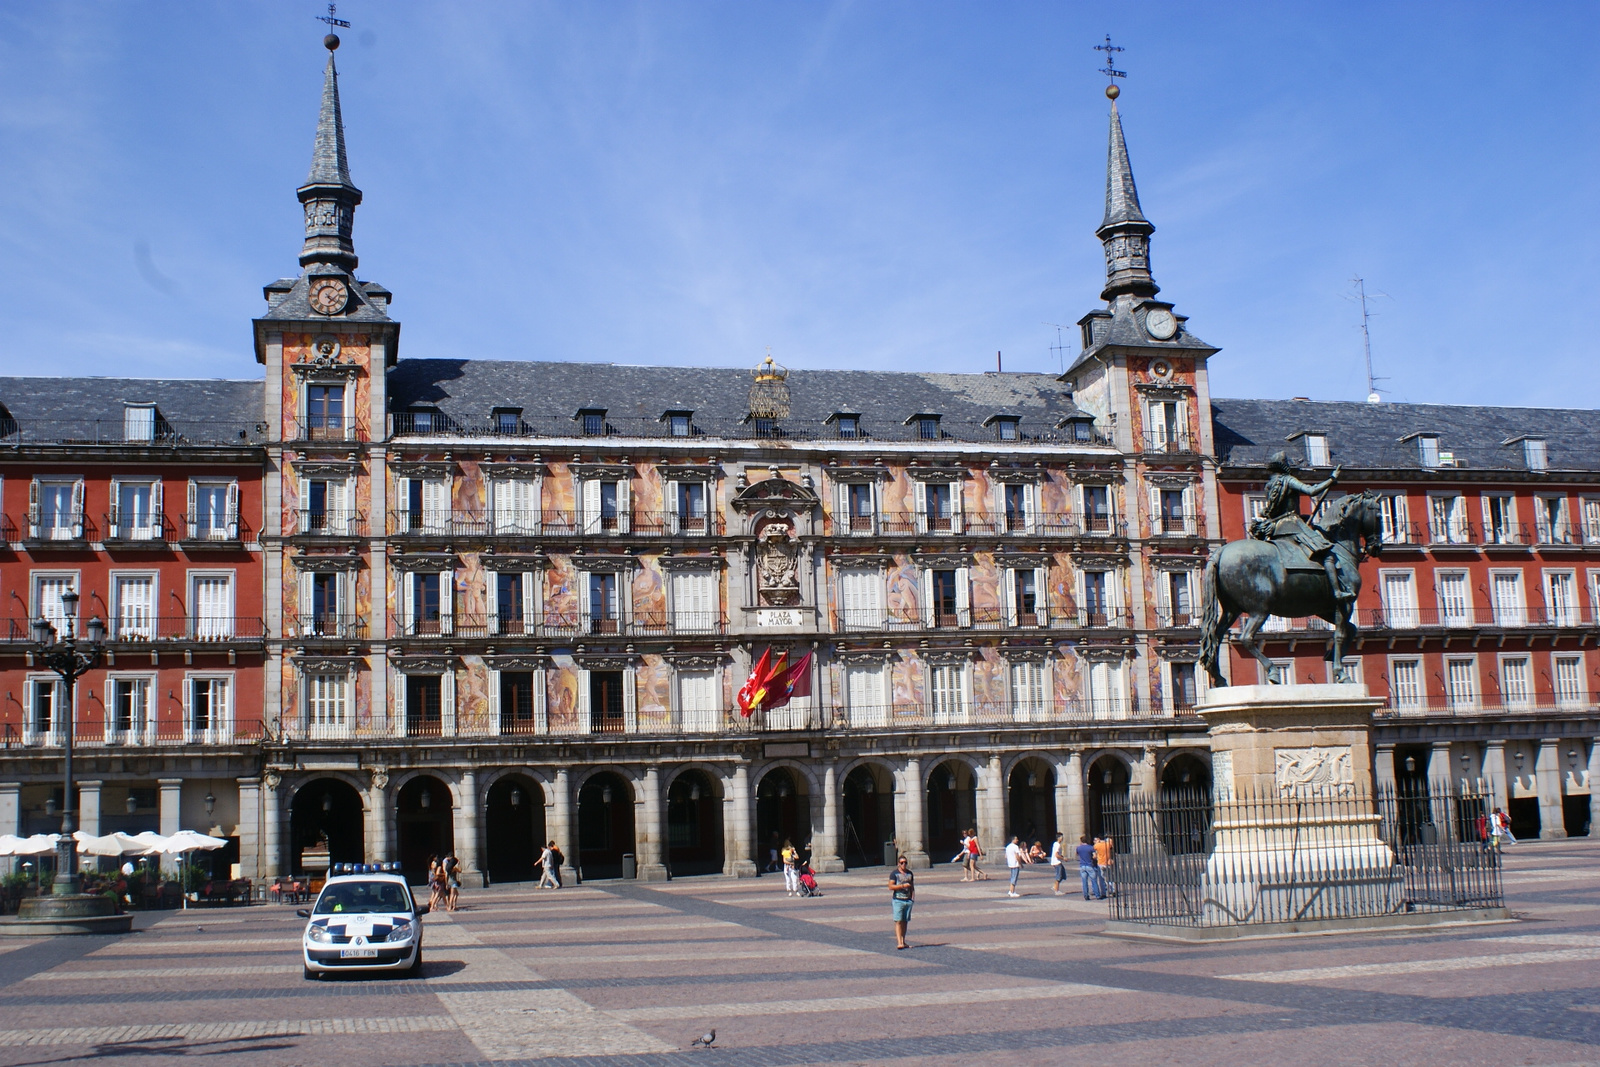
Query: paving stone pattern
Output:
[[0, 840, 1596, 1065]]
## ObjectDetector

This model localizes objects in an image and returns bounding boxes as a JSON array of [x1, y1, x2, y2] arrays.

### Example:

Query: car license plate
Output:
[[339, 947, 378, 959]]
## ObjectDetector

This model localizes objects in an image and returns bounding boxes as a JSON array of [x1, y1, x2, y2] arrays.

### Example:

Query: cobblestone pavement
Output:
[[1, 838, 1597, 1066]]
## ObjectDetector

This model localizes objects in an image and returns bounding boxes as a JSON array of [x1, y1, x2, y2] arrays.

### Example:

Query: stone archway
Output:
[[1158, 753, 1212, 855], [485, 774, 546, 884], [755, 767, 810, 871], [576, 771, 636, 880], [289, 778, 365, 875], [1007, 758, 1056, 846], [1085, 755, 1131, 842], [396, 775, 455, 884], [842, 763, 896, 868], [666, 769, 724, 877], [925, 759, 978, 861]]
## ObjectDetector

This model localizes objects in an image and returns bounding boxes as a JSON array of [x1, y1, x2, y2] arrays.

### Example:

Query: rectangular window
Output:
[[584, 480, 622, 532], [1010, 661, 1046, 722], [1082, 485, 1112, 533], [310, 572, 341, 635], [846, 662, 887, 728], [495, 409, 522, 435], [589, 670, 626, 733], [670, 570, 717, 634], [34, 575, 77, 634], [1429, 494, 1470, 544], [1304, 434, 1330, 467], [1377, 491, 1409, 544], [668, 413, 691, 437], [930, 663, 966, 724], [1554, 655, 1586, 708], [406, 676, 444, 737], [676, 482, 708, 534], [923, 482, 953, 532], [191, 481, 237, 540], [36, 480, 80, 539], [411, 572, 445, 634], [835, 415, 859, 439], [1148, 401, 1182, 450], [1014, 569, 1038, 626], [496, 572, 526, 635], [27, 677, 59, 742], [124, 403, 156, 443], [499, 671, 536, 734], [930, 569, 959, 626], [581, 412, 604, 436], [189, 676, 229, 741], [839, 568, 883, 630], [996, 418, 1019, 441], [1437, 571, 1470, 627], [403, 477, 450, 534], [1500, 656, 1532, 709], [678, 669, 719, 733], [1086, 661, 1126, 719], [846, 483, 874, 533], [1166, 571, 1194, 625], [113, 575, 155, 640], [114, 481, 158, 540], [1382, 571, 1418, 628], [1484, 494, 1517, 545], [1584, 499, 1600, 545], [1389, 657, 1423, 711], [1545, 571, 1579, 626], [109, 677, 152, 743], [1417, 436, 1440, 467], [303, 478, 348, 534], [1003, 483, 1033, 533], [1170, 662, 1198, 712], [1524, 438, 1548, 471], [589, 572, 619, 633], [1445, 658, 1478, 710], [307, 673, 347, 736], [1535, 496, 1571, 545], [491, 477, 538, 534], [1082, 570, 1110, 625], [192, 574, 233, 640], [918, 417, 939, 440], [306, 384, 345, 439], [1158, 488, 1189, 535], [1491, 572, 1525, 627]]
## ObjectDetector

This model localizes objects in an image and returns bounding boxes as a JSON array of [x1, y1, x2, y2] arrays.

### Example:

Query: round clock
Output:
[[309, 277, 349, 316], [1145, 307, 1178, 340]]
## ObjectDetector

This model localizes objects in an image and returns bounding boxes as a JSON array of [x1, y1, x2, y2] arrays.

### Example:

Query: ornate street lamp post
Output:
[[30, 590, 105, 896]]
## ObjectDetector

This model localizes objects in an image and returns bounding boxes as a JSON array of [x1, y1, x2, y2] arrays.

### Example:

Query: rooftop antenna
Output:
[[1094, 34, 1127, 98], [1044, 323, 1070, 374], [1351, 277, 1389, 403]]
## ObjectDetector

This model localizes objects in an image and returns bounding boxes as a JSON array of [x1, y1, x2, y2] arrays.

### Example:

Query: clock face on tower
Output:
[[309, 277, 350, 316], [1144, 307, 1178, 340]]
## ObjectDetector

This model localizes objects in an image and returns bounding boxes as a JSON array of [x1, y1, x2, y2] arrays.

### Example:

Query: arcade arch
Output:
[[1085, 754, 1131, 842], [925, 759, 979, 861], [1007, 757, 1056, 845], [841, 763, 895, 868], [755, 766, 811, 870], [288, 777, 365, 875], [576, 771, 635, 880], [484, 774, 545, 884], [396, 774, 454, 882], [665, 768, 724, 877]]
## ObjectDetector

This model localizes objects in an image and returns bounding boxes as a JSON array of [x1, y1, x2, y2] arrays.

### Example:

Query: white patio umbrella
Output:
[[6, 834, 61, 856], [155, 830, 228, 910], [130, 831, 170, 854], [73, 831, 151, 857]]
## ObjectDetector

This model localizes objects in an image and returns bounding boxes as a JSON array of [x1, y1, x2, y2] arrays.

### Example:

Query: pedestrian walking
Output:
[[1093, 834, 1115, 897], [444, 854, 462, 911], [425, 854, 443, 912], [537, 842, 558, 888], [781, 839, 800, 896], [967, 831, 988, 881], [1494, 807, 1517, 846], [549, 843, 565, 887], [887, 855, 915, 950], [1049, 833, 1067, 895], [1004, 836, 1025, 897], [952, 832, 971, 870], [1075, 836, 1103, 900], [429, 857, 448, 912]]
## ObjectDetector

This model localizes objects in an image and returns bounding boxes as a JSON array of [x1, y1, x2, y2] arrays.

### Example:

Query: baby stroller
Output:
[[796, 861, 822, 897]]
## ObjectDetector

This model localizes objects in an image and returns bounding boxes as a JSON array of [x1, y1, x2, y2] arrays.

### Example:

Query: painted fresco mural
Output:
[[635, 654, 671, 731], [891, 649, 923, 718], [546, 662, 581, 733]]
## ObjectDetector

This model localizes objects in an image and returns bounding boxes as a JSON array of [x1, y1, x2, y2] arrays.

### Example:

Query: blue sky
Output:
[[1, 2, 1596, 409]]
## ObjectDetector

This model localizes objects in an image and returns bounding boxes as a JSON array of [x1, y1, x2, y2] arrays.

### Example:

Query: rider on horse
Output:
[[1250, 451, 1358, 605]]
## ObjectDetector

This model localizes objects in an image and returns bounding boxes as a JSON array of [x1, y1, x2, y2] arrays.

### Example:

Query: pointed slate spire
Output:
[[1095, 98, 1157, 301], [297, 37, 363, 274]]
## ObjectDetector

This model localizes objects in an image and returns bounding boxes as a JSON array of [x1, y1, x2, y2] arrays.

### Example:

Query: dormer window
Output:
[[577, 408, 607, 436], [661, 409, 694, 437], [493, 408, 523, 435], [825, 412, 862, 439], [1056, 415, 1097, 443], [407, 409, 443, 434], [123, 402, 157, 443], [1524, 438, 1548, 471], [1304, 433, 1329, 467], [1416, 435, 1440, 468], [906, 413, 941, 441], [984, 414, 1021, 442]]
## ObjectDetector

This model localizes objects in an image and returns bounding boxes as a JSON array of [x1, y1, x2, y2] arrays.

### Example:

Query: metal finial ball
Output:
[[324, 33, 341, 51], [1105, 83, 1120, 100]]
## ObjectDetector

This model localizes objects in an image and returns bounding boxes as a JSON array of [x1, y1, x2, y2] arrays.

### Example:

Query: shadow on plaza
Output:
[[8, 1036, 298, 1066]]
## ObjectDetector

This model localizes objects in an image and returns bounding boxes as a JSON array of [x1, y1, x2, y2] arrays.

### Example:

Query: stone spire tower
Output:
[[298, 39, 363, 275], [1097, 99, 1157, 302]]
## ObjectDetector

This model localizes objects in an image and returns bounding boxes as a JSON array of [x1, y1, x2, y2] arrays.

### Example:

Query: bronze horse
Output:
[[1199, 490, 1384, 685]]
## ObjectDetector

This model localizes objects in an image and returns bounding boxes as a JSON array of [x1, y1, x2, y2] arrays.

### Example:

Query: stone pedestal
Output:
[[1199, 683, 1398, 925], [2, 894, 133, 936]]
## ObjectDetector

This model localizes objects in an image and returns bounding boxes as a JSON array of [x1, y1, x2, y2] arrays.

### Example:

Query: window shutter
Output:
[[487, 668, 501, 732], [27, 478, 39, 538], [440, 571, 454, 636], [920, 568, 934, 627], [181, 678, 193, 742], [184, 481, 197, 538], [623, 669, 637, 733], [486, 569, 501, 634], [423, 478, 447, 532], [521, 570, 538, 629], [534, 667, 549, 733], [666, 479, 679, 533], [391, 672, 406, 736], [441, 670, 456, 736], [401, 570, 415, 634], [1002, 567, 1017, 627], [298, 571, 313, 637], [577, 668, 592, 733], [1034, 566, 1050, 626], [914, 481, 928, 533], [616, 477, 631, 534], [108, 479, 122, 539], [71, 480, 84, 538], [835, 481, 849, 535], [581, 479, 600, 533], [950, 480, 964, 534], [955, 566, 970, 627], [1177, 400, 1190, 446], [151, 480, 163, 538]]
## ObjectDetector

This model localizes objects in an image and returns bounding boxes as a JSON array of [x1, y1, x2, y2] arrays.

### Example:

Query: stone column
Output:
[[237, 777, 261, 882], [1055, 752, 1084, 844], [637, 765, 668, 881], [1585, 738, 1600, 841], [816, 762, 844, 873], [158, 778, 183, 873], [366, 771, 391, 867], [453, 770, 483, 885], [1427, 740, 1455, 829], [1535, 739, 1568, 839], [1374, 742, 1397, 793], [78, 780, 102, 839], [901, 758, 929, 868], [725, 764, 757, 877], [549, 768, 574, 885], [1483, 740, 1509, 813], [0, 782, 20, 876], [979, 755, 1005, 851], [262, 772, 283, 878]]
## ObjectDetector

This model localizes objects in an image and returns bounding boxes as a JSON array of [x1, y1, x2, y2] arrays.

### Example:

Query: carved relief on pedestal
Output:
[[1274, 746, 1354, 796], [754, 519, 800, 606]]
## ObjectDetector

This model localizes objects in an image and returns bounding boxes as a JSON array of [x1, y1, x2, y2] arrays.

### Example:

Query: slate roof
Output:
[[1101, 101, 1149, 231], [0, 377, 263, 446], [259, 275, 394, 324], [1212, 397, 1600, 474], [304, 53, 355, 190], [387, 359, 1096, 444]]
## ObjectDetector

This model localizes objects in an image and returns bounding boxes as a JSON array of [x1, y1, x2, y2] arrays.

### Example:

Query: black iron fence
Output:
[[1102, 785, 1503, 929]]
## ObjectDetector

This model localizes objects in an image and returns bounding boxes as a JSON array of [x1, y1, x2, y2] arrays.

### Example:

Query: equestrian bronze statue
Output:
[[1199, 452, 1383, 685]]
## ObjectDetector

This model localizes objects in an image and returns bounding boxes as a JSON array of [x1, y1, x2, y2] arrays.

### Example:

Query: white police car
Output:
[[299, 866, 422, 979]]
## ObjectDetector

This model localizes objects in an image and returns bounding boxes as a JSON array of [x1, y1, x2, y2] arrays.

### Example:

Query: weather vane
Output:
[[317, 3, 351, 31], [1094, 35, 1126, 99]]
